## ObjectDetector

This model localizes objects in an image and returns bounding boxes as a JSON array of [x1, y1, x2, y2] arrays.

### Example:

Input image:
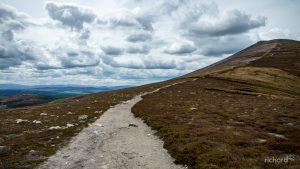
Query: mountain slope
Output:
[[132, 39, 300, 169], [0, 39, 299, 169]]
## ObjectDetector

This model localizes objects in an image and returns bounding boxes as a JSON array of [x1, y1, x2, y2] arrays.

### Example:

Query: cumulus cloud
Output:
[[164, 41, 197, 55], [186, 9, 266, 37], [126, 32, 152, 42], [45, 2, 96, 31], [61, 50, 100, 68], [201, 36, 252, 56], [102, 46, 123, 56], [102, 55, 184, 70], [3, 0, 295, 86], [0, 40, 39, 69], [126, 45, 150, 54], [0, 3, 40, 69]]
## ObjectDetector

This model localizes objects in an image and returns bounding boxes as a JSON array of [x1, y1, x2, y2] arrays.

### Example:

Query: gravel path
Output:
[[38, 85, 185, 169]]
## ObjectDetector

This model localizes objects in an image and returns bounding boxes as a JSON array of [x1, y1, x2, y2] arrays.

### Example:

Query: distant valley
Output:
[[0, 85, 130, 108]]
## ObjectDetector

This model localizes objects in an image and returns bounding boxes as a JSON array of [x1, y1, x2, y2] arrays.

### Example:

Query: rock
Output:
[[49, 126, 62, 130], [66, 123, 74, 128], [128, 123, 138, 127], [16, 119, 29, 124], [40, 113, 47, 116], [257, 139, 267, 143], [33, 120, 42, 124], [78, 115, 88, 121], [268, 133, 286, 139], [94, 110, 103, 114], [67, 112, 73, 115], [189, 107, 197, 110], [95, 123, 104, 127]]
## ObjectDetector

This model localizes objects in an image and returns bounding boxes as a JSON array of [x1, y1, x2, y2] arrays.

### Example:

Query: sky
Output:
[[0, 0, 299, 86]]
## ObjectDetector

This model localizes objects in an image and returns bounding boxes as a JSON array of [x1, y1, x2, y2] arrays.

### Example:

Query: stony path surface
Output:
[[38, 84, 185, 169]]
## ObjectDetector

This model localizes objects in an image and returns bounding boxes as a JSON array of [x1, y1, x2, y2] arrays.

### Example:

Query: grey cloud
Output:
[[126, 45, 150, 54], [126, 32, 152, 42], [0, 41, 37, 69], [2, 30, 13, 41], [108, 11, 154, 31], [36, 63, 61, 70], [109, 17, 138, 28], [0, 3, 27, 21], [59, 50, 100, 69], [186, 10, 266, 37], [164, 43, 196, 55], [102, 55, 183, 70], [79, 29, 90, 40], [136, 14, 154, 31], [0, 3, 28, 40], [102, 46, 123, 56], [45, 2, 96, 31], [0, 3, 40, 70], [199, 35, 252, 56]]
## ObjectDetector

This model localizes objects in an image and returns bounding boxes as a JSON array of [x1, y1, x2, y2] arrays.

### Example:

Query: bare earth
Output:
[[38, 88, 185, 169]]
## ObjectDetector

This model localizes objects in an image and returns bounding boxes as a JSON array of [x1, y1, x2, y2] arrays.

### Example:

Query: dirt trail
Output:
[[38, 83, 185, 169]]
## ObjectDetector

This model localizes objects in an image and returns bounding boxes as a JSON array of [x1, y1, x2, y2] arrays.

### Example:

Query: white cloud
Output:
[[0, 0, 299, 86]]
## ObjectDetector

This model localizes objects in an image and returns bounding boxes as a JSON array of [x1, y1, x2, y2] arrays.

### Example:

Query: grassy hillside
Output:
[[132, 39, 300, 169], [0, 80, 181, 169]]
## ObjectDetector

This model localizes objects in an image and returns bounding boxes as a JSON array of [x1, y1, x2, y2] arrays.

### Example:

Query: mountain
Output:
[[0, 39, 299, 169]]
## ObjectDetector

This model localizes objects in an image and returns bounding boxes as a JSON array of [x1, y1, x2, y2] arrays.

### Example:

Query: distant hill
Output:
[[0, 94, 48, 108], [0, 85, 131, 108]]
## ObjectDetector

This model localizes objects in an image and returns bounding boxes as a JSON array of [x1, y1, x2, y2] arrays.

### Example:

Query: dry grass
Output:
[[0, 80, 177, 169], [208, 67, 300, 98], [132, 77, 300, 169]]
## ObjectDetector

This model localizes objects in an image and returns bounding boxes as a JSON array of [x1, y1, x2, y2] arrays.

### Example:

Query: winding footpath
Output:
[[39, 83, 186, 169]]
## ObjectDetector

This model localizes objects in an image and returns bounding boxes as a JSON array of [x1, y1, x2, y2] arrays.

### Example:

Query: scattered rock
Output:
[[189, 107, 197, 110], [67, 112, 73, 115], [257, 139, 267, 143], [95, 123, 104, 127], [128, 123, 138, 127], [49, 126, 62, 130], [268, 133, 286, 139], [16, 119, 29, 124], [66, 123, 74, 128], [78, 115, 88, 121], [94, 110, 103, 114], [40, 113, 47, 116], [33, 120, 42, 124]]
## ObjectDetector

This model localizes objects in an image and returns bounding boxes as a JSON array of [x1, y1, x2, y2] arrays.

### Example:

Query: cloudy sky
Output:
[[0, 0, 299, 86]]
